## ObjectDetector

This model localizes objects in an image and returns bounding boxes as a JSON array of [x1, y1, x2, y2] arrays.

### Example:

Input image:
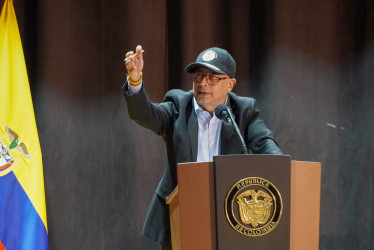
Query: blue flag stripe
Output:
[[0, 172, 49, 250]]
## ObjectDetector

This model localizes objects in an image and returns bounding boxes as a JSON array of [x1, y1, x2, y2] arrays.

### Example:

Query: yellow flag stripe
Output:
[[0, 0, 48, 230]]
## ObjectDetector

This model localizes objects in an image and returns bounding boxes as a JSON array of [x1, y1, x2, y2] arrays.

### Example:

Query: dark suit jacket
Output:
[[124, 83, 282, 246]]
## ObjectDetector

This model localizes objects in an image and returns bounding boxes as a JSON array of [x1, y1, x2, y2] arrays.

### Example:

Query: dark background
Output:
[[8, 0, 374, 249]]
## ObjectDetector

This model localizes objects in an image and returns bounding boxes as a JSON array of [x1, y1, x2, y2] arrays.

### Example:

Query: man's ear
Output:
[[228, 78, 236, 92]]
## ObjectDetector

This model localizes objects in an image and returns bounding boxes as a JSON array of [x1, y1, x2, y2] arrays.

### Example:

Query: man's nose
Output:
[[199, 75, 209, 85]]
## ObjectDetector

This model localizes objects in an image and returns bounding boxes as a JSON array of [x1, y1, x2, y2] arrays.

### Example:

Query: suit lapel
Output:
[[220, 122, 235, 155], [188, 101, 198, 162], [220, 96, 235, 155]]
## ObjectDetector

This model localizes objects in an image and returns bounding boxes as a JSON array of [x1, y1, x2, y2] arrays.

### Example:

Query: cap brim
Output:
[[185, 62, 227, 75]]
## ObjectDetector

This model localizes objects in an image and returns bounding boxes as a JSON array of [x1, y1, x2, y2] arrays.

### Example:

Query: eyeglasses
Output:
[[191, 73, 228, 85]]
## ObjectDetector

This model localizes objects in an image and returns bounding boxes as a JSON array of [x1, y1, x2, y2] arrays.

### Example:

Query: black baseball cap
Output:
[[185, 47, 236, 78]]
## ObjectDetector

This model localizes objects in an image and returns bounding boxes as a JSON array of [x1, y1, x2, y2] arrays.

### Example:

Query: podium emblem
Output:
[[225, 177, 283, 237]]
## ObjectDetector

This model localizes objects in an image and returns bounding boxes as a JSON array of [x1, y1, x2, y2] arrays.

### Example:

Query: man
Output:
[[123, 45, 282, 249]]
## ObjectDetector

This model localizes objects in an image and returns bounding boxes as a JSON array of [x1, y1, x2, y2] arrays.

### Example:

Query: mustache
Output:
[[194, 87, 212, 93]]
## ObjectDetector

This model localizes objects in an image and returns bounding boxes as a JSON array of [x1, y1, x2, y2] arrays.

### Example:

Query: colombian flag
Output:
[[0, 0, 49, 249]]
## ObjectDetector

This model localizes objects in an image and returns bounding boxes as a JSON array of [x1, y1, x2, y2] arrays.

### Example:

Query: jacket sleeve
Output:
[[123, 82, 177, 135]]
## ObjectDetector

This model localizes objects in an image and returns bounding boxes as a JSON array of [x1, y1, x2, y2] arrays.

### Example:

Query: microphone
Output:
[[215, 104, 248, 154]]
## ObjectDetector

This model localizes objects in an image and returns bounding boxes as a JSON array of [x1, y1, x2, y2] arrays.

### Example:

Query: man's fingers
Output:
[[124, 45, 144, 78], [125, 50, 134, 58], [125, 61, 131, 70], [135, 45, 143, 60]]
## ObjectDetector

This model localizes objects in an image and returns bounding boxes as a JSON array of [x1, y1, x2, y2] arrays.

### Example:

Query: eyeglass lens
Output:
[[192, 74, 219, 84]]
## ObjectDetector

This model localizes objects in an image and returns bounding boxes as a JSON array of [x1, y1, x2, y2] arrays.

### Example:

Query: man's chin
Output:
[[195, 98, 209, 106], [196, 99, 213, 111]]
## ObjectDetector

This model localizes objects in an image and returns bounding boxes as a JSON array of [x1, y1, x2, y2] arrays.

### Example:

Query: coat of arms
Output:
[[0, 124, 30, 175], [225, 177, 283, 237], [236, 189, 273, 227]]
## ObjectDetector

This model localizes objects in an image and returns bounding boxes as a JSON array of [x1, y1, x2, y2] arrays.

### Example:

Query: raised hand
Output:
[[125, 45, 144, 83]]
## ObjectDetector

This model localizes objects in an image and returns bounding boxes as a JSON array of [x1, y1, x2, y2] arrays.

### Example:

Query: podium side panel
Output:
[[177, 162, 216, 250], [166, 187, 181, 250], [290, 161, 321, 250]]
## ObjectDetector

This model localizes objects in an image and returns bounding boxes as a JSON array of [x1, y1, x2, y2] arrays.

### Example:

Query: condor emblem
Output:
[[0, 124, 31, 176], [225, 177, 283, 237]]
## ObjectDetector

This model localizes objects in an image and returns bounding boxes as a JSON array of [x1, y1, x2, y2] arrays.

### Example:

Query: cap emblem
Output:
[[202, 50, 217, 61]]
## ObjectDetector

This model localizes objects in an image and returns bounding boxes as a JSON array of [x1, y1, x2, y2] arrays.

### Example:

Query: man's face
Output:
[[192, 67, 236, 114]]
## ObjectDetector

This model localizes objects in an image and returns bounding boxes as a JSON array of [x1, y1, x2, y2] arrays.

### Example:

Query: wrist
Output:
[[128, 72, 143, 86]]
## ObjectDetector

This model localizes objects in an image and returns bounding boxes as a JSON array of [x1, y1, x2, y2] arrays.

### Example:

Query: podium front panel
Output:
[[214, 155, 291, 250]]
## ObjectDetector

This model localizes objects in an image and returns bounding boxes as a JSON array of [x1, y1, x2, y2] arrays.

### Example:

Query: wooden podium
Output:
[[166, 155, 321, 250]]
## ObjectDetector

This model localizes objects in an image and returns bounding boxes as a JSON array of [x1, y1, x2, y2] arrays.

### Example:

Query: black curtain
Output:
[[9, 0, 374, 249]]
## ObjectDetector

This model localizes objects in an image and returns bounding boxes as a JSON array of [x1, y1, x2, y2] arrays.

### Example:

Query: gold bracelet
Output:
[[128, 72, 143, 86]]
